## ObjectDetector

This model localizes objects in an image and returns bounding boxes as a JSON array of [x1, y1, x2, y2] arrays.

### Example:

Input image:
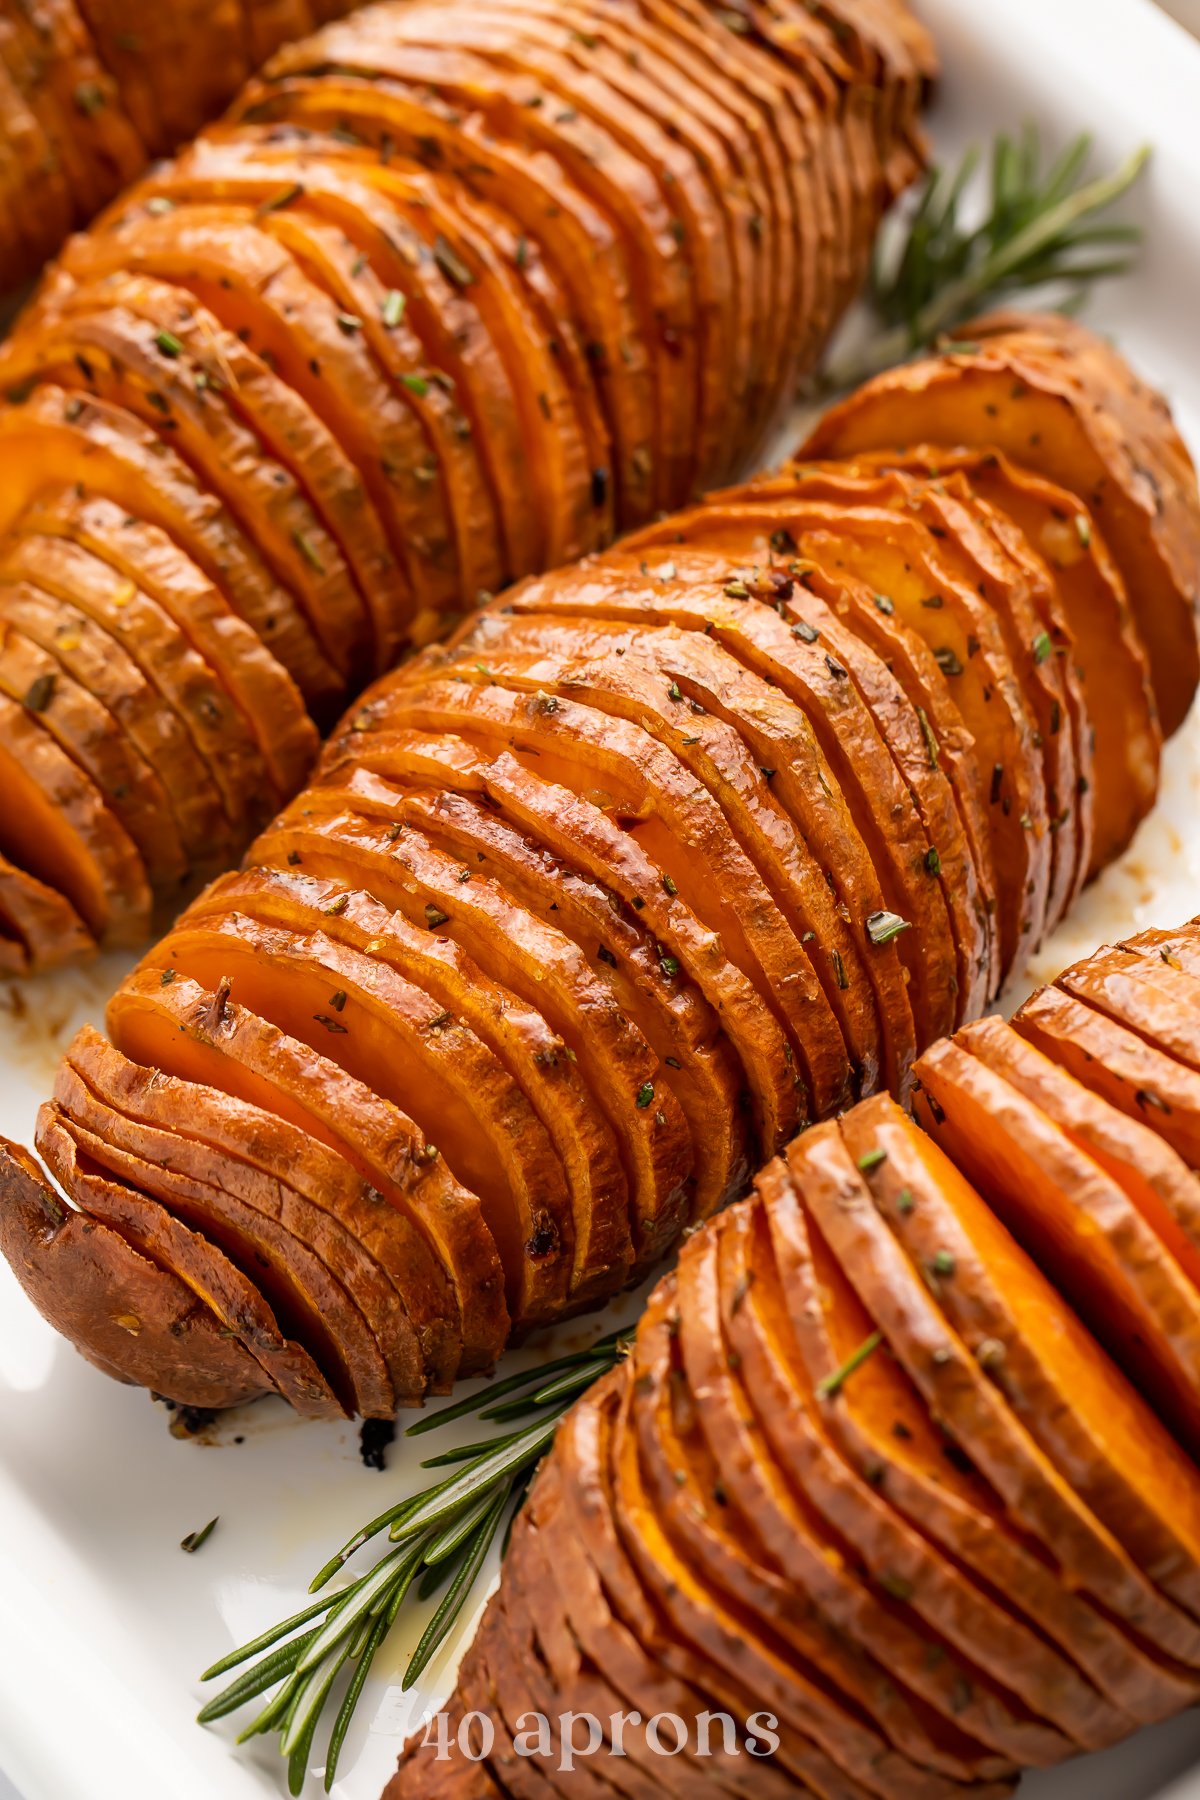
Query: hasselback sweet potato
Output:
[[5, 311, 1200, 1415], [0, 0, 935, 972], [803, 313, 1200, 737], [0, 0, 363, 294], [396, 918, 1200, 1798]]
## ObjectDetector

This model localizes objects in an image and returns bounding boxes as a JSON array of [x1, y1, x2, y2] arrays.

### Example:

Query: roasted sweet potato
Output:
[[37, 1105, 348, 1417], [0, 851, 95, 970], [846, 1095, 1200, 1631], [63, 1026, 428, 1402], [1015, 982, 1200, 1171], [803, 316, 1200, 736], [0, 1136, 271, 1410], [920, 1019, 1200, 1459], [848, 447, 1161, 873]]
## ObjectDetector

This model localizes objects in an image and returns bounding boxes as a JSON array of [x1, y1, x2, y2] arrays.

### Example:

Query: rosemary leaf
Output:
[[402, 1488, 509, 1691], [824, 133, 1149, 392]]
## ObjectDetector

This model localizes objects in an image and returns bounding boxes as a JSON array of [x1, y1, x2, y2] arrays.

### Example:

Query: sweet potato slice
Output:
[[429, 616, 858, 1115], [801, 321, 1200, 735], [52, 1056, 401, 1418], [138, 904, 569, 1328], [229, 70, 656, 526], [549, 547, 964, 1050], [104, 969, 481, 1385], [0, 601, 189, 892], [36, 1108, 344, 1418], [160, 130, 598, 578], [0, 1137, 269, 1411], [0, 533, 235, 867], [758, 1155, 1168, 1730], [273, 26, 697, 513], [0, 382, 337, 713], [378, 782, 749, 1223], [0, 852, 95, 971], [323, 725, 799, 1157], [367, 4, 731, 500], [381, 673, 828, 1103], [553, 1375, 810, 1800], [1014, 983, 1200, 1171], [920, 1020, 1200, 1459], [20, 486, 316, 803], [789, 1118, 1200, 1674], [852, 446, 1162, 873], [53, 203, 450, 644], [63, 1025, 427, 1405], [245, 815, 650, 1288], [723, 1192, 1124, 1752], [640, 493, 1049, 980], [1056, 947, 1200, 1077], [675, 1218, 1070, 1773], [783, 463, 1088, 930], [794, 554, 1000, 1009], [622, 1279, 1008, 1798], [844, 1095, 1200, 1630], [184, 860, 633, 1301], [7, 291, 369, 687], [124, 148, 511, 609], [0, 692, 151, 947], [498, 564, 917, 1095]]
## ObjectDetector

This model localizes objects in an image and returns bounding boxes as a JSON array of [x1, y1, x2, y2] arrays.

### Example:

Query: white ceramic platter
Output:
[[4, 1, 1200, 1796]]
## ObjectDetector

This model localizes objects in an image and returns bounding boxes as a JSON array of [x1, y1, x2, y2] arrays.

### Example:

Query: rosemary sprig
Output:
[[822, 129, 1149, 392], [198, 1327, 633, 1793]]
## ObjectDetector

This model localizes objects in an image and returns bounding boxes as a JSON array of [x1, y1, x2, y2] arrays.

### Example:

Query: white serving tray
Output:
[[5, 2, 1200, 1795]]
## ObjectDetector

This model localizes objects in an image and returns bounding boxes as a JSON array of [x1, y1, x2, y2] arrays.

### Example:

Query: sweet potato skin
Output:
[[0, 1136, 270, 1409]]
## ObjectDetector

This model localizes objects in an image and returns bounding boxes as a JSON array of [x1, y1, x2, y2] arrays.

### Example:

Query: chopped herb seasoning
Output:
[[329, 990, 348, 1013], [659, 953, 679, 978], [424, 905, 449, 928], [1075, 512, 1091, 548], [258, 183, 303, 214], [160, 968, 176, 986], [792, 618, 819, 644], [636, 1081, 655, 1109], [873, 593, 895, 615], [867, 910, 911, 946], [1032, 629, 1053, 665], [74, 81, 106, 117], [401, 373, 429, 397], [931, 1250, 956, 1277], [313, 1014, 349, 1033], [857, 1147, 887, 1174], [833, 949, 849, 990], [897, 1187, 916, 1215], [434, 235, 474, 287], [934, 645, 963, 677], [825, 653, 847, 679], [336, 311, 363, 335], [925, 846, 941, 876], [22, 674, 55, 713], [917, 707, 940, 770], [154, 330, 184, 358], [381, 289, 406, 327], [662, 873, 678, 896], [817, 1331, 884, 1399], [724, 580, 750, 599], [180, 1517, 219, 1554], [292, 530, 325, 574], [667, 681, 682, 701]]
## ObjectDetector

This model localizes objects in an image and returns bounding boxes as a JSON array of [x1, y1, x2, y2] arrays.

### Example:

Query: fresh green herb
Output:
[[1075, 512, 1092, 548], [154, 330, 184, 359], [292, 531, 325, 575], [1032, 629, 1053, 664], [816, 1331, 884, 1400], [381, 290, 406, 328], [857, 1147, 887, 1174], [182, 1517, 219, 1554], [867, 910, 912, 946], [636, 1081, 655, 1109], [822, 131, 1149, 391], [197, 1329, 634, 1790]]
